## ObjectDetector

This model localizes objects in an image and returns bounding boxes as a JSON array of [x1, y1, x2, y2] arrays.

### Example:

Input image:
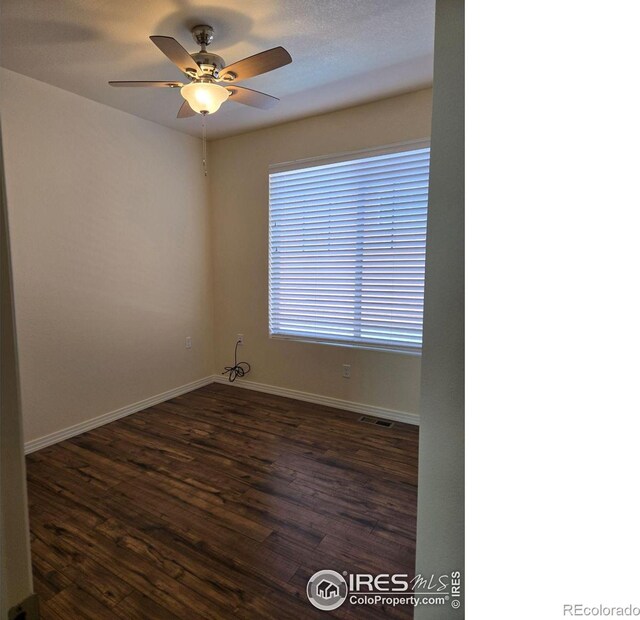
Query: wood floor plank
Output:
[[27, 382, 419, 619], [109, 498, 297, 594], [114, 591, 181, 620], [27, 481, 106, 530], [30, 550, 73, 602], [30, 535, 84, 573], [57, 441, 146, 482], [30, 511, 222, 619], [42, 586, 116, 620], [114, 473, 273, 543], [60, 556, 134, 609]]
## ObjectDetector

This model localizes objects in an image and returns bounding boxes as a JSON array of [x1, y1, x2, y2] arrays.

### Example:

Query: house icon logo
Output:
[[307, 570, 348, 610], [317, 579, 339, 599]]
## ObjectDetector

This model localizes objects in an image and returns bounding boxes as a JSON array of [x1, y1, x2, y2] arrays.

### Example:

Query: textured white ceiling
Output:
[[0, 0, 434, 138]]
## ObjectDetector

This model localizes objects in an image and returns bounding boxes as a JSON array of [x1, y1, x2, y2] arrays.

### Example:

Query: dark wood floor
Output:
[[27, 382, 419, 619]]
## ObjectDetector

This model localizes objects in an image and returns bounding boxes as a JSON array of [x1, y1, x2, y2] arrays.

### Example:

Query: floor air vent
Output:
[[359, 415, 395, 428]]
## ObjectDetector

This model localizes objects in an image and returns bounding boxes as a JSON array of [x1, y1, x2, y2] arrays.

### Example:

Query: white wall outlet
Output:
[[185, 337, 192, 349], [237, 333, 244, 345], [342, 364, 351, 378]]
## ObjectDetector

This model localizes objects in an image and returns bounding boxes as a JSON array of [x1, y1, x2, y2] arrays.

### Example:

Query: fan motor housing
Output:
[[191, 51, 225, 75]]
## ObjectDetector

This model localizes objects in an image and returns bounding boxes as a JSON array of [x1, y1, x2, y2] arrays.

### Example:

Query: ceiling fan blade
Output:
[[150, 35, 202, 77], [177, 100, 196, 118], [109, 81, 183, 88], [226, 85, 280, 110], [219, 47, 292, 82]]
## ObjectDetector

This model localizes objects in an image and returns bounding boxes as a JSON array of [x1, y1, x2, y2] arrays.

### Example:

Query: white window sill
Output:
[[269, 333, 422, 356]]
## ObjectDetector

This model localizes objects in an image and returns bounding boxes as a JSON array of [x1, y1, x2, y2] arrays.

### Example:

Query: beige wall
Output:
[[414, 1, 464, 618], [0, 69, 215, 444], [209, 89, 431, 416], [1, 119, 33, 617]]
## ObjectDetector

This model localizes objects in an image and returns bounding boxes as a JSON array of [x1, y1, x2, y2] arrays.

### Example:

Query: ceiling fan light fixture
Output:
[[181, 81, 229, 115]]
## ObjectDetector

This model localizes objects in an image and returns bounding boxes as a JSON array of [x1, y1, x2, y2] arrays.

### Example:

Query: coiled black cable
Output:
[[223, 340, 250, 382]]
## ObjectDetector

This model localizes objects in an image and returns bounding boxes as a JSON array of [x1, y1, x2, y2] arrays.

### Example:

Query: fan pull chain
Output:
[[201, 114, 208, 177]]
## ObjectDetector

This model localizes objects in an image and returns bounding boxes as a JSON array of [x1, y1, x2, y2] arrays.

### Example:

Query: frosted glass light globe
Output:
[[181, 81, 230, 115]]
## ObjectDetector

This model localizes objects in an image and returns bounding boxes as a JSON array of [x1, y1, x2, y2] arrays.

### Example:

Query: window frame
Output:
[[268, 138, 430, 355]]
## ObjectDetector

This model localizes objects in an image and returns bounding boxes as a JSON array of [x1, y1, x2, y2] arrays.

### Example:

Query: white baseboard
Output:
[[24, 375, 216, 454], [211, 374, 420, 426]]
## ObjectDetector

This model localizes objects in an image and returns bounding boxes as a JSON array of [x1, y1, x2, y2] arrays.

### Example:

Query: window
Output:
[[269, 141, 429, 353]]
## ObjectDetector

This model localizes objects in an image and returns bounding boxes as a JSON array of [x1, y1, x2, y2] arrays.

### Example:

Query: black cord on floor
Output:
[[223, 340, 250, 382]]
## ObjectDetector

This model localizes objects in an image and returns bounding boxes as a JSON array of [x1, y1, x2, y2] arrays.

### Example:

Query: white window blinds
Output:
[[269, 142, 429, 352]]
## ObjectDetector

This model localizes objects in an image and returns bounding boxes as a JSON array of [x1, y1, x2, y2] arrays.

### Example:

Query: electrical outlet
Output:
[[342, 364, 351, 378], [237, 333, 244, 345], [185, 337, 192, 349]]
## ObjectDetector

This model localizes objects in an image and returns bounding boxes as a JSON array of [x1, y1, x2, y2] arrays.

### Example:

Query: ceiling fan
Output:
[[109, 25, 292, 118]]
